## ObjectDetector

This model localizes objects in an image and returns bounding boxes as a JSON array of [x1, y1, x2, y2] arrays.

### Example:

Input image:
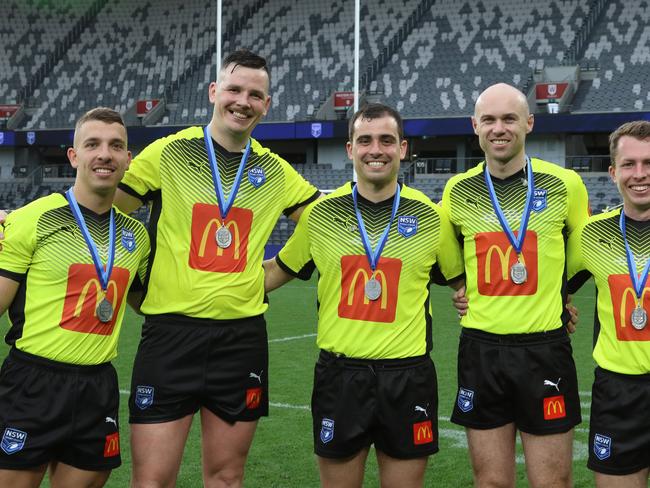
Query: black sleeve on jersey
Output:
[[567, 270, 592, 294], [129, 275, 143, 293], [430, 264, 464, 287], [117, 183, 160, 204], [0, 269, 25, 283], [276, 255, 315, 281], [282, 190, 320, 217]]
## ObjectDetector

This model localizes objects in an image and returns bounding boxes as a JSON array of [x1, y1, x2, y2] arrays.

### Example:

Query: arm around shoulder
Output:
[[263, 257, 295, 293]]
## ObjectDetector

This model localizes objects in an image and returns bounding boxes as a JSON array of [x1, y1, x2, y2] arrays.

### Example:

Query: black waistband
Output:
[[460, 326, 567, 345], [596, 366, 650, 381], [144, 313, 265, 328], [319, 349, 429, 369], [9, 347, 112, 374]]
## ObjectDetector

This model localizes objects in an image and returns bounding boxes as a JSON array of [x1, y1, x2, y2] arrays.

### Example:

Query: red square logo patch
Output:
[[60, 264, 131, 335], [543, 395, 566, 420], [103, 432, 120, 457], [189, 203, 252, 273], [246, 387, 262, 410], [412, 420, 434, 445]]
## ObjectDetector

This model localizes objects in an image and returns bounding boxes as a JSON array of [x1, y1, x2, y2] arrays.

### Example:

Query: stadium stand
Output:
[[571, 0, 650, 112], [4, 0, 650, 128]]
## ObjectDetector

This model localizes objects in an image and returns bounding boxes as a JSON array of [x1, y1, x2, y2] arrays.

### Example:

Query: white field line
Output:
[[269, 333, 316, 343]]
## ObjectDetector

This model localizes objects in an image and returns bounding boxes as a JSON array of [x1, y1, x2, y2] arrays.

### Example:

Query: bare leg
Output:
[[200, 407, 258, 488], [376, 449, 428, 488], [318, 448, 369, 488], [466, 424, 517, 488], [49, 461, 110, 488], [130, 414, 194, 488], [520, 429, 573, 488]]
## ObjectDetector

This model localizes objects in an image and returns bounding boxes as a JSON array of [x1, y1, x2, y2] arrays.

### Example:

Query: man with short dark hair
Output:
[[443, 83, 590, 487], [0, 107, 149, 488], [568, 120, 650, 487], [113, 49, 319, 487], [264, 103, 464, 488]]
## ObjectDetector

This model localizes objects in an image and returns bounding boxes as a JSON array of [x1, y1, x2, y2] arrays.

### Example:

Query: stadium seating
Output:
[[6, 0, 650, 128], [571, 0, 650, 112]]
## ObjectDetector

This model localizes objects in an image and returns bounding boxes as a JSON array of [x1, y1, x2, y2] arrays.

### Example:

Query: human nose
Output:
[[632, 162, 646, 178], [96, 143, 111, 161], [368, 138, 382, 155]]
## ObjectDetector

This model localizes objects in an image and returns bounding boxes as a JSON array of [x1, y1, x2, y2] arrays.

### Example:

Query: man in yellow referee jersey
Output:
[[112, 49, 319, 487], [443, 83, 590, 487], [264, 103, 464, 488], [0, 108, 149, 487], [568, 121, 650, 487]]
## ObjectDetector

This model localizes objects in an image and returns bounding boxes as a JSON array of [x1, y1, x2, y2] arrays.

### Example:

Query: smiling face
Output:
[[347, 113, 407, 200], [68, 119, 131, 200], [610, 135, 650, 220], [208, 63, 271, 149], [472, 83, 533, 173]]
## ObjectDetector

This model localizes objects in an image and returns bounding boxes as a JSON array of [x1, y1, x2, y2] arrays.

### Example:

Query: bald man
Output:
[[441, 83, 590, 487]]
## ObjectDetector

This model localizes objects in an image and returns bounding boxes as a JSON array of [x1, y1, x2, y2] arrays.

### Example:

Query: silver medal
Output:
[[215, 225, 232, 249], [510, 262, 527, 285], [97, 298, 114, 323], [365, 277, 382, 301], [631, 305, 647, 330]]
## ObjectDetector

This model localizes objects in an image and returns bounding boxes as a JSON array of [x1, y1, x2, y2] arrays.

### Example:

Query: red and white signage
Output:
[[0, 104, 19, 119], [333, 92, 354, 110], [535, 83, 568, 102], [136, 99, 160, 117]]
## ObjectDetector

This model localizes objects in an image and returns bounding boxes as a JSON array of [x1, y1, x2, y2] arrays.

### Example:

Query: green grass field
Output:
[[0, 278, 599, 487]]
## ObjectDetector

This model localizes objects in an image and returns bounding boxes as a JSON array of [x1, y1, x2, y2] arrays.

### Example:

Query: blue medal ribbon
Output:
[[203, 125, 251, 221], [619, 210, 650, 303], [352, 184, 401, 274], [484, 156, 534, 255], [65, 188, 115, 292]]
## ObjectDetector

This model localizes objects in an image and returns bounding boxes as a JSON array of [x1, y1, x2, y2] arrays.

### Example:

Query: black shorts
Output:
[[312, 350, 439, 460], [588, 367, 650, 475], [129, 314, 269, 424], [0, 348, 121, 471], [450, 327, 581, 434]]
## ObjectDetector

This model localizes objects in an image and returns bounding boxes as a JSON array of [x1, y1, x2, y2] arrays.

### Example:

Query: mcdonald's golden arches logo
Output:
[[475, 231, 538, 296], [338, 255, 401, 323], [103, 432, 120, 457], [543, 395, 566, 420], [608, 274, 650, 341], [412, 420, 434, 445], [189, 203, 252, 273], [60, 264, 130, 335], [246, 387, 262, 410]]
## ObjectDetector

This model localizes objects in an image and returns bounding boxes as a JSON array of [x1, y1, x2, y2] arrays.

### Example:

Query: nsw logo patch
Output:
[[1, 428, 27, 455], [593, 434, 612, 460], [248, 166, 266, 188], [135, 385, 154, 410], [397, 216, 418, 238], [532, 189, 547, 212], [121, 228, 136, 252], [320, 418, 334, 444], [457, 387, 475, 413]]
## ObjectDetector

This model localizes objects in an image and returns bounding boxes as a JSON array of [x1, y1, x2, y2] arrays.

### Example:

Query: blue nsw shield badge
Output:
[[135, 385, 155, 410], [397, 215, 418, 238], [121, 229, 136, 252], [248, 166, 266, 188], [320, 418, 334, 444], [311, 123, 322, 138], [532, 189, 547, 212], [457, 387, 475, 413], [593, 434, 611, 460], [27, 131, 36, 145], [1, 428, 27, 455]]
